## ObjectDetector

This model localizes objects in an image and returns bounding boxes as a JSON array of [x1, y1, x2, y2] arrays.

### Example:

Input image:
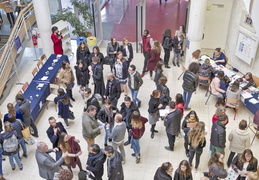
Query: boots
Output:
[[150, 124, 158, 139]]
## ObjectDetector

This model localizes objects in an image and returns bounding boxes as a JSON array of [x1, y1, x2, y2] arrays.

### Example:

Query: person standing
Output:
[[107, 37, 120, 72], [172, 31, 184, 67], [90, 56, 105, 97], [164, 101, 183, 151], [182, 62, 199, 110], [74, 60, 90, 89], [154, 162, 174, 180], [3, 103, 23, 122], [35, 141, 67, 180], [89, 46, 105, 67], [162, 29, 173, 68], [76, 41, 90, 65], [82, 105, 102, 152], [83, 87, 103, 113], [86, 144, 107, 180], [16, 94, 38, 137], [51, 26, 63, 54], [15, 0, 28, 15], [46, 116, 67, 161], [104, 145, 124, 180], [58, 61, 75, 101], [128, 64, 143, 107], [120, 96, 139, 146], [114, 52, 128, 95], [106, 114, 126, 163], [120, 38, 133, 68], [227, 120, 250, 167], [175, 93, 185, 116], [211, 114, 228, 155], [154, 61, 164, 88], [140, 29, 153, 77], [157, 76, 171, 109], [104, 73, 121, 108], [2, 0, 15, 28]]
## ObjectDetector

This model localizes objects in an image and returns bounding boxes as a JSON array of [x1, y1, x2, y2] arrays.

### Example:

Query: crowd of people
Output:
[[0, 25, 258, 180]]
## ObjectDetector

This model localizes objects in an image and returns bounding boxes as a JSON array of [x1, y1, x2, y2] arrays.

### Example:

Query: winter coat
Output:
[[97, 106, 118, 124], [208, 163, 227, 179], [104, 78, 121, 101], [107, 150, 124, 180], [0, 130, 19, 156], [211, 121, 226, 148], [120, 44, 133, 60], [228, 128, 250, 153], [17, 99, 33, 126], [120, 102, 139, 128], [164, 109, 183, 136], [198, 63, 214, 84], [92, 64, 105, 96], [154, 167, 172, 180], [46, 122, 67, 148], [173, 168, 193, 180], [128, 71, 143, 90], [130, 116, 148, 139], [107, 42, 120, 58], [148, 96, 160, 114], [51, 33, 63, 54], [89, 52, 105, 66], [162, 36, 173, 51], [210, 77, 225, 96], [114, 61, 128, 80], [58, 67, 75, 89], [175, 102, 184, 116], [82, 112, 101, 139], [74, 64, 90, 87], [182, 119, 198, 136], [182, 70, 198, 93], [84, 94, 102, 113], [173, 35, 184, 53], [76, 47, 90, 65], [146, 50, 162, 72], [86, 151, 107, 180]]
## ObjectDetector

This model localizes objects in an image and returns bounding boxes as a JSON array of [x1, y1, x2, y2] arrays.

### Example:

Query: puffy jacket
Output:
[[228, 128, 250, 153], [154, 167, 172, 180], [198, 63, 214, 84], [211, 121, 226, 148], [162, 36, 173, 51], [86, 151, 107, 180], [182, 70, 198, 93], [164, 109, 183, 136]]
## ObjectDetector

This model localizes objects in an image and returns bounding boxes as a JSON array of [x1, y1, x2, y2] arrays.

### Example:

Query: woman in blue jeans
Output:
[[0, 122, 23, 171], [182, 62, 199, 110], [130, 111, 148, 164]]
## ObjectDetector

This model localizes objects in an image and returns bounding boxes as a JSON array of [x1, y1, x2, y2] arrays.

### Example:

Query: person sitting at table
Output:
[[219, 75, 230, 98], [210, 70, 225, 102], [226, 80, 241, 107], [212, 48, 226, 66], [3, 103, 23, 122], [59, 61, 75, 102], [188, 49, 201, 64], [239, 72, 256, 90], [198, 58, 214, 85]]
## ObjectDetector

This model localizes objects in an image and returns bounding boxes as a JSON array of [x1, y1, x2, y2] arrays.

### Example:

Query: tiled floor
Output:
[[0, 40, 258, 180]]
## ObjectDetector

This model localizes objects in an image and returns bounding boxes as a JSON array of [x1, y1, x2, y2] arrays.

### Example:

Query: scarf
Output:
[[105, 107, 113, 124]]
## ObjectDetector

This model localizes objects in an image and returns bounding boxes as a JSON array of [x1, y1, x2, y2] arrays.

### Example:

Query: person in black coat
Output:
[[74, 60, 90, 89], [46, 116, 67, 161], [174, 160, 193, 180], [154, 162, 174, 180], [90, 56, 105, 97], [157, 76, 171, 109], [83, 88, 103, 113], [107, 37, 120, 72], [76, 41, 90, 65], [86, 144, 107, 180], [120, 38, 133, 68], [120, 96, 139, 146], [104, 73, 121, 108], [89, 46, 105, 69], [162, 29, 173, 68], [172, 31, 184, 67]]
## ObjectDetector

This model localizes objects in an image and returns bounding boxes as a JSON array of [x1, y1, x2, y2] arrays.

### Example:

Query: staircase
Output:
[[0, 35, 9, 56]]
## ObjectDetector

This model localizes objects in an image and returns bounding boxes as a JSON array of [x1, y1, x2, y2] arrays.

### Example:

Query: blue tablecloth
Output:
[[33, 54, 69, 83], [15, 81, 50, 121], [242, 93, 259, 115]]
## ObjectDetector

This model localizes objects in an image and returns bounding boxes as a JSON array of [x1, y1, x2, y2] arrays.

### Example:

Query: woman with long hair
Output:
[[226, 80, 241, 107], [146, 40, 162, 80], [188, 121, 206, 172], [154, 61, 164, 88], [189, 49, 201, 64], [239, 72, 256, 90], [130, 111, 148, 164], [207, 152, 227, 179], [107, 37, 120, 72], [59, 61, 75, 101], [231, 149, 258, 180], [174, 160, 193, 180], [76, 41, 90, 65], [114, 51, 128, 95], [154, 162, 174, 180], [182, 110, 199, 157], [157, 76, 171, 109], [3, 103, 23, 122], [74, 60, 90, 89], [162, 29, 173, 68], [148, 90, 163, 139], [175, 93, 185, 116], [90, 56, 105, 96], [89, 46, 105, 69], [120, 38, 133, 68], [51, 26, 63, 54], [58, 132, 83, 172]]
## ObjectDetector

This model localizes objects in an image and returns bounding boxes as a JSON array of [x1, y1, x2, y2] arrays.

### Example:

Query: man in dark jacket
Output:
[[86, 144, 106, 180], [128, 64, 143, 108], [104, 145, 124, 180], [83, 87, 103, 113], [211, 114, 228, 155], [16, 94, 38, 137], [104, 73, 121, 108], [46, 116, 67, 160], [164, 101, 183, 151], [120, 96, 139, 146]]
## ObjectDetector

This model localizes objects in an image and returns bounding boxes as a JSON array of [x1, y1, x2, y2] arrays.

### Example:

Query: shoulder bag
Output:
[[17, 119, 31, 139]]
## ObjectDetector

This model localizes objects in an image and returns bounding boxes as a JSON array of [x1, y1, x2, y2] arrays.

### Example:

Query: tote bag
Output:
[[18, 119, 31, 139]]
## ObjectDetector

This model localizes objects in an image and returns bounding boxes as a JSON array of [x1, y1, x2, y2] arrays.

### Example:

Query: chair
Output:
[[32, 67, 38, 76], [225, 56, 229, 65], [248, 117, 259, 145], [224, 97, 239, 120], [177, 64, 187, 80], [22, 82, 29, 92], [198, 76, 210, 96], [252, 75, 259, 87], [37, 59, 43, 69], [45, 84, 60, 111], [40, 54, 47, 64]]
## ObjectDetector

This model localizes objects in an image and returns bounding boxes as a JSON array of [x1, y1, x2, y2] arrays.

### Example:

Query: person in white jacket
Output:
[[227, 120, 250, 167]]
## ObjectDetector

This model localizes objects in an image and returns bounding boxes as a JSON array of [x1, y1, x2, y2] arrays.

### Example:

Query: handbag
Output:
[[66, 81, 74, 90], [159, 87, 171, 105], [104, 56, 114, 65], [18, 120, 31, 139], [69, 111, 75, 120]]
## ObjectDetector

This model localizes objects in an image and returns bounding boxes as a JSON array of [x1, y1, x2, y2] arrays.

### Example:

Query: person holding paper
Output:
[[239, 72, 256, 90]]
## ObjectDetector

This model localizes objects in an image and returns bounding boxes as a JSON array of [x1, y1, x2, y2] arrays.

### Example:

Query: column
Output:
[[33, 0, 53, 57], [184, 0, 207, 67]]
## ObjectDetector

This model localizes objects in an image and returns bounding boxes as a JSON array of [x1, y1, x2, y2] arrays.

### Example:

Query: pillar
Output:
[[184, 0, 207, 67], [33, 0, 53, 57]]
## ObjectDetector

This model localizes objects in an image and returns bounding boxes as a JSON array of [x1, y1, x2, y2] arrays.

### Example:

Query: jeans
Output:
[[142, 52, 150, 74], [227, 151, 236, 167], [189, 149, 203, 169], [131, 138, 140, 155], [55, 150, 62, 161], [104, 126, 109, 145], [130, 88, 141, 105], [112, 141, 125, 161], [9, 152, 23, 169], [172, 51, 181, 63], [183, 91, 193, 109], [164, 49, 170, 65], [0, 148, 3, 175], [166, 133, 175, 150], [19, 138, 27, 156]]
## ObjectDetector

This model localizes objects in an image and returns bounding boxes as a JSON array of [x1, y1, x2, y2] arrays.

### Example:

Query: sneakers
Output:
[[65, 125, 70, 129], [136, 155, 141, 164], [146, 76, 151, 80], [184, 107, 191, 111], [164, 146, 174, 151], [165, 65, 171, 68], [12, 164, 16, 171], [141, 73, 145, 77], [173, 62, 176, 66], [124, 141, 130, 146], [131, 153, 136, 157], [151, 132, 154, 139], [122, 161, 125, 165], [194, 168, 198, 173], [138, 102, 141, 108]]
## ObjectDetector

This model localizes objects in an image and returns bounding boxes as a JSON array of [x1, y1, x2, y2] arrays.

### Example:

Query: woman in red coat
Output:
[[51, 26, 63, 54], [146, 40, 162, 80]]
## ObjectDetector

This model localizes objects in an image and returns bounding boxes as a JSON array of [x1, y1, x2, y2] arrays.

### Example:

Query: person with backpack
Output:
[[0, 122, 23, 171]]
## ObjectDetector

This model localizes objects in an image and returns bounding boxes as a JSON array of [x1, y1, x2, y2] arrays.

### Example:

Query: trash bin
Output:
[[87, 36, 97, 46], [76, 36, 86, 45]]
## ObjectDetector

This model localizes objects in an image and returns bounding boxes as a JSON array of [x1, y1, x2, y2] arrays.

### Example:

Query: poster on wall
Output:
[[14, 36, 22, 54], [235, 32, 257, 65]]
